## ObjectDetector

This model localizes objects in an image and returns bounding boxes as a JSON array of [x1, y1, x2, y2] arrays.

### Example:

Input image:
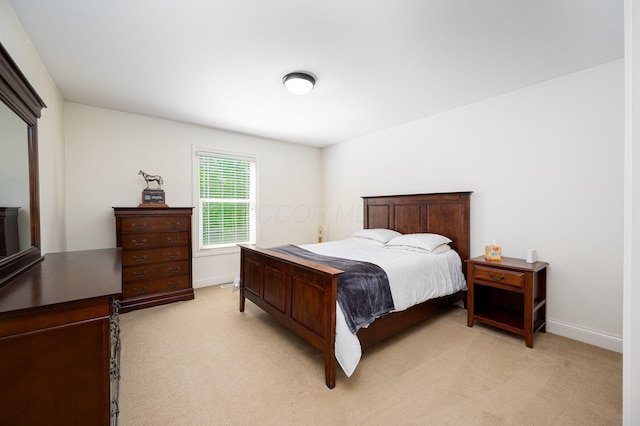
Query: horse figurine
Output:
[[138, 170, 163, 190]]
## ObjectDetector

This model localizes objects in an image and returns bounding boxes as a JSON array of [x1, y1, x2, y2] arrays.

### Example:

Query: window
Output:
[[195, 150, 256, 251]]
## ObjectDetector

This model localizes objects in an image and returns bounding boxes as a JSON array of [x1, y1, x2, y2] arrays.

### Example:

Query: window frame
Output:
[[193, 146, 258, 256]]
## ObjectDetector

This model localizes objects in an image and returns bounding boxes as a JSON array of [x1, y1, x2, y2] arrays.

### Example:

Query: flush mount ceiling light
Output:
[[282, 72, 316, 95]]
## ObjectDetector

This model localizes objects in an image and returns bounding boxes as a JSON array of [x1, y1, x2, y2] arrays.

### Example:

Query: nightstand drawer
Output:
[[474, 265, 525, 288]]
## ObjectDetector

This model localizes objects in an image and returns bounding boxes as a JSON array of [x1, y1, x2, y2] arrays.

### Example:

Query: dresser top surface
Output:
[[0, 248, 122, 314]]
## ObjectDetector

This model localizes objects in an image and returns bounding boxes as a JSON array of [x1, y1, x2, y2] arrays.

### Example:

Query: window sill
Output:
[[193, 245, 241, 257]]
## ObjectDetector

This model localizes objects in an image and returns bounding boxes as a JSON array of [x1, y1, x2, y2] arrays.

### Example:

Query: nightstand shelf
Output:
[[466, 256, 549, 348], [474, 308, 524, 332]]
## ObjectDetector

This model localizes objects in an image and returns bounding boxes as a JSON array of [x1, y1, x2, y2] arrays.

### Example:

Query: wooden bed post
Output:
[[323, 275, 338, 389]]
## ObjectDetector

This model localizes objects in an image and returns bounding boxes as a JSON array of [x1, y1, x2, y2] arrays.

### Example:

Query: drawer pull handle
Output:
[[132, 270, 148, 278], [167, 221, 181, 228], [167, 281, 181, 289], [133, 285, 148, 294], [168, 267, 181, 273], [167, 252, 180, 259], [167, 237, 181, 244], [131, 223, 147, 229], [132, 239, 147, 246], [132, 255, 147, 262], [489, 273, 505, 281]]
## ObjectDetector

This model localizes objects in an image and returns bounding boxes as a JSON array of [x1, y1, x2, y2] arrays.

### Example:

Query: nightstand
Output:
[[465, 256, 549, 348]]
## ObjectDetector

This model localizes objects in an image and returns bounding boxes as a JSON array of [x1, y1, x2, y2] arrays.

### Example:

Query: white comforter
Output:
[[301, 237, 467, 377]]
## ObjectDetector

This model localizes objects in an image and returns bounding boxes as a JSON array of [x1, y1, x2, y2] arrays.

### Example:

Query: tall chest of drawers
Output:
[[114, 207, 194, 313]]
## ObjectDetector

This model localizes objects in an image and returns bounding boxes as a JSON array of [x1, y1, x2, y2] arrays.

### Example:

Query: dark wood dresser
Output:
[[113, 207, 194, 312], [0, 248, 122, 425]]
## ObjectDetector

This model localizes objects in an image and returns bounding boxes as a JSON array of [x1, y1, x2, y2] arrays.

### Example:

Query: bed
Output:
[[239, 192, 471, 388]]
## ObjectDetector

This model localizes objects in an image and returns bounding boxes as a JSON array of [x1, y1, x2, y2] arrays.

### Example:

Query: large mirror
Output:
[[0, 42, 46, 286]]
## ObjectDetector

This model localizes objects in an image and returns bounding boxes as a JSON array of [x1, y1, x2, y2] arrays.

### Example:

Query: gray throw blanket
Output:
[[270, 244, 395, 334]]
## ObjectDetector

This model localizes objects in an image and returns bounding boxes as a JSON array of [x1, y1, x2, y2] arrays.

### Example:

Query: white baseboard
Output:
[[547, 318, 622, 353], [193, 274, 236, 289]]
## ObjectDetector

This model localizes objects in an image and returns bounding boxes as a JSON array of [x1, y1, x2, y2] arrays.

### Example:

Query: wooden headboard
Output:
[[363, 192, 472, 264]]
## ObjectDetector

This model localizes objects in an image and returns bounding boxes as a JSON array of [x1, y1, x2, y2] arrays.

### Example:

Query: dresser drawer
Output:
[[120, 231, 189, 250], [122, 275, 190, 298], [123, 260, 189, 282], [121, 246, 189, 266], [119, 216, 189, 233], [474, 265, 525, 288]]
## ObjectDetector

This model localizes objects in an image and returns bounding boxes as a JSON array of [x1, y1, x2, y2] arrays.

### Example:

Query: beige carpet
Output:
[[118, 286, 621, 425]]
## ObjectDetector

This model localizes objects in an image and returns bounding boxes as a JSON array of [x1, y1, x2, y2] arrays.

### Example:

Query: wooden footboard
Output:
[[239, 244, 343, 388]]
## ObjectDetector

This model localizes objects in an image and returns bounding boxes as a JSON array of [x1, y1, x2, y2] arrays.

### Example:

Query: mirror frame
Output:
[[0, 43, 46, 286]]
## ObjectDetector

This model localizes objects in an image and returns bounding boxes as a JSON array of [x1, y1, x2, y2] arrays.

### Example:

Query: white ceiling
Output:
[[9, 0, 623, 147]]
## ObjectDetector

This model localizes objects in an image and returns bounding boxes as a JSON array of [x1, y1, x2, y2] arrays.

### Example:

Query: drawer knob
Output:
[[489, 272, 505, 281], [167, 281, 181, 289], [132, 255, 148, 262], [168, 267, 181, 273], [131, 223, 147, 229], [132, 239, 147, 246], [167, 221, 181, 228], [166, 237, 181, 244], [167, 252, 180, 259]]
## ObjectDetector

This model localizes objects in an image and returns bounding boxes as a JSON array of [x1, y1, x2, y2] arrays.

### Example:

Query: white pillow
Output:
[[351, 228, 402, 244], [385, 233, 452, 252]]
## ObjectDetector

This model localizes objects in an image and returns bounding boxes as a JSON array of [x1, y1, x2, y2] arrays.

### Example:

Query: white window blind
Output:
[[197, 152, 256, 250]]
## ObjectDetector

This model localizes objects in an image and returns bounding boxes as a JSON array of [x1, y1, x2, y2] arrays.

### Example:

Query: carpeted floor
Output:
[[118, 285, 621, 425]]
